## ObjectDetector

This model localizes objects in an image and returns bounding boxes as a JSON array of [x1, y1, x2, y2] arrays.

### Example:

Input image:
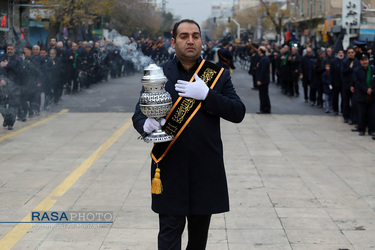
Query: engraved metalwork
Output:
[[139, 64, 174, 143]]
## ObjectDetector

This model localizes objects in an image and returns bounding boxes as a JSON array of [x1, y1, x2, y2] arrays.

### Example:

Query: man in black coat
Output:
[[217, 42, 235, 72], [256, 46, 271, 114], [342, 47, 360, 124], [352, 53, 375, 136], [290, 46, 301, 97], [300, 47, 314, 102], [249, 44, 259, 90], [64, 42, 81, 94], [132, 19, 246, 250], [279, 45, 293, 95], [0, 44, 22, 129], [330, 49, 345, 115], [311, 49, 326, 107]]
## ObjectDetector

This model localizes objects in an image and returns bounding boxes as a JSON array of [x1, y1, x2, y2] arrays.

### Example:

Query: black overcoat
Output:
[[132, 57, 246, 215], [352, 65, 375, 103]]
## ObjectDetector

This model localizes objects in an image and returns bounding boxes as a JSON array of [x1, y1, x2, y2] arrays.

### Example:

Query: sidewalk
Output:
[[0, 109, 373, 249]]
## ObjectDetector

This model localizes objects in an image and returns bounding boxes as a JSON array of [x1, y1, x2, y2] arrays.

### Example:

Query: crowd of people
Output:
[[0, 38, 136, 130], [236, 41, 375, 140], [1, 34, 374, 141]]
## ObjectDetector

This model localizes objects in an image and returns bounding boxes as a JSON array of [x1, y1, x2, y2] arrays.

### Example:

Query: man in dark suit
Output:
[[249, 44, 259, 90], [342, 47, 360, 124], [330, 49, 345, 115], [300, 47, 314, 102], [352, 53, 375, 136], [132, 19, 246, 250], [279, 45, 293, 95], [0, 44, 22, 129], [256, 46, 271, 114], [217, 41, 235, 72], [311, 49, 326, 108]]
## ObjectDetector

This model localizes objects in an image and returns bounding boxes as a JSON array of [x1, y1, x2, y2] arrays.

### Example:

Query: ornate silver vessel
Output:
[[139, 64, 173, 143]]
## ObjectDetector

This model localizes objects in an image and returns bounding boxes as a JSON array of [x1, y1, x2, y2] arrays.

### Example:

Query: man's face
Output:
[[49, 50, 56, 59], [40, 50, 47, 57], [7, 46, 15, 56], [306, 49, 312, 56], [32, 46, 40, 56], [292, 47, 298, 54], [337, 51, 344, 59], [360, 58, 369, 68], [327, 48, 332, 56], [50, 38, 56, 46], [72, 43, 78, 51], [283, 45, 289, 53], [172, 22, 202, 62], [24, 48, 31, 57], [347, 49, 355, 59]]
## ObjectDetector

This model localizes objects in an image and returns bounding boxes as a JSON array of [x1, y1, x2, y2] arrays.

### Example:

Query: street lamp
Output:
[[229, 17, 240, 40]]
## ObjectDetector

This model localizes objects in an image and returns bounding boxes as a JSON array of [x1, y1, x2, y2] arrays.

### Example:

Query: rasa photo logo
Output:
[[31, 211, 113, 223]]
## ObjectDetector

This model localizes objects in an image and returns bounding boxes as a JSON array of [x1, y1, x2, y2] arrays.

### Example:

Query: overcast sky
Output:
[[166, 0, 234, 26]]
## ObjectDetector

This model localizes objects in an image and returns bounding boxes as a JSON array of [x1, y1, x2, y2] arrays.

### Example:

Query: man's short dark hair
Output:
[[172, 19, 201, 40]]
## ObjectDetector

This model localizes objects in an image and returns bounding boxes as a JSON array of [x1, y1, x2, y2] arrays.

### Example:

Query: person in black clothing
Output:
[[65, 42, 81, 93], [323, 47, 334, 66], [342, 47, 360, 124], [369, 48, 374, 67], [330, 49, 345, 115], [279, 45, 293, 95], [22, 45, 42, 118], [256, 46, 271, 114], [311, 49, 326, 107], [80, 44, 95, 89], [270, 45, 279, 84], [133, 19, 245, 250], [352, 53, 375, 136], [290, 46, 301, 97], [249, 44, 259, 90], [0, 44, 22, 129], [300, 47, 314, 102], [40, 48, 53, 110], [49, 49, 63, 104], [217, 42, 235, 72]]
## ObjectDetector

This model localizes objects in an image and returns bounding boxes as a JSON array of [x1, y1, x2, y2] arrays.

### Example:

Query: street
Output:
[[0, 64, 374, 250]]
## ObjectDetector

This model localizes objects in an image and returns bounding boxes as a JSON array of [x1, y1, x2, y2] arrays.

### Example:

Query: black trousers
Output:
[[357, 101, 375, 133], [259, 83, 271, 113], [331, 86, 342, 113], [158, 214, 212, 250], [342, 88, 357, 123], [302, 79, 310, 101]]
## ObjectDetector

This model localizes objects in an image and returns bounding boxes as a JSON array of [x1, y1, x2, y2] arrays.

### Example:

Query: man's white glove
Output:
[[175, 74, 209, 100], [143, 118, 166, 134]]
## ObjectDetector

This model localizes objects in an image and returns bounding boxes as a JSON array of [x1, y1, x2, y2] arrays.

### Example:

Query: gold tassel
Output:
[[151, 165, 162, 194]]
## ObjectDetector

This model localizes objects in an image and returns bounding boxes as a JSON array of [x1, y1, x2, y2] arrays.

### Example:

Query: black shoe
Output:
[[359, 131, 365, 136], [344, 119, 349, 123], [8, 125, 13, 130], [372, 136, 375, 140], [3, 121, 7, 127], [251, 87, 259, 90], [351, 128, 359, 132], [369, 131, 375, 136]]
